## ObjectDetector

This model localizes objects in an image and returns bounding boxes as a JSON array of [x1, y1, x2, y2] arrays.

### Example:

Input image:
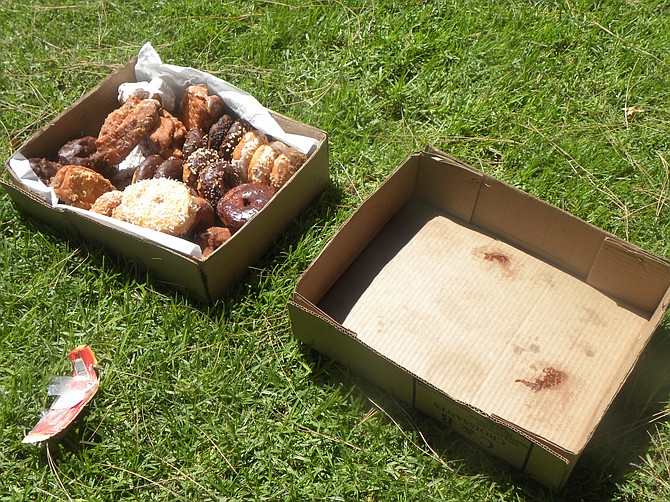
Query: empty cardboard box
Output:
[[2, 47, 328, 303], [288, 147, 670, 488]]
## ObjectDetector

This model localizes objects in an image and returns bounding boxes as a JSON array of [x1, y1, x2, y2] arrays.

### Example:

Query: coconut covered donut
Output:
[[120, 178, 198, 236]]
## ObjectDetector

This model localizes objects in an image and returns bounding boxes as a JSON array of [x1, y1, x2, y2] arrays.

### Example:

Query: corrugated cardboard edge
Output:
[[2, 57, 329, 304], [289, 146, 670, 489]]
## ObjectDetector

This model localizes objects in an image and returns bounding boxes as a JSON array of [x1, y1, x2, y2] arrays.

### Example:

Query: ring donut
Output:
[[215, 182, 276, 233]]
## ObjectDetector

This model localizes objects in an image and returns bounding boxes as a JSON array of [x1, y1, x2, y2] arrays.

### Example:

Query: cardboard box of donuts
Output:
[[2, 44, 328, 303]]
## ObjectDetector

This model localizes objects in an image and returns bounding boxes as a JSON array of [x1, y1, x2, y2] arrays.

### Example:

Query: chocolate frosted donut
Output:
[[197, 161, 229, 206], [219, 119, 251, 161], [29, 158, 62, 185], [154, 157, 184, 180], [208, 115, 234, 152], [216, 182, 275, 233], [182, 148, 220, 189], [58, 136, 115, 178], [182, 128, 207, 160], [132, 154, 164, 183]]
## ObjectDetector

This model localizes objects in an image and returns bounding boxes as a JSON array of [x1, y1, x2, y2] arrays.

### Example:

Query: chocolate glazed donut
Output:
[[216, 183, 276, 233]]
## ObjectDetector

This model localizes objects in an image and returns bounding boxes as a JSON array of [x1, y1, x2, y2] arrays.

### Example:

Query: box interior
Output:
[[301, 151, 670, 456]]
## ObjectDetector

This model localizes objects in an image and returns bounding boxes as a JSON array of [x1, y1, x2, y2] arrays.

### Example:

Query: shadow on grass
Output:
[[298, 321, 670, 501]]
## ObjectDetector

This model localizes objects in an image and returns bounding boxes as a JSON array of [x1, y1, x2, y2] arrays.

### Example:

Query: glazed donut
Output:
[[231, 130, 268, 184], [120, 178, 198, 236], [178, 84, 225, 132], [215, 182, 275, 233], [268, 141, 308, 189]]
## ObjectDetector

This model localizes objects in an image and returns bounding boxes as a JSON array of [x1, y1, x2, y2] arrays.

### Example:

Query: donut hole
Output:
[[242, 197, 251, 207]]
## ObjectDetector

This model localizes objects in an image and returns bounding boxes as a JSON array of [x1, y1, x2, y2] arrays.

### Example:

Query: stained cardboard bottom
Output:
[[319, 198, 649, 454]]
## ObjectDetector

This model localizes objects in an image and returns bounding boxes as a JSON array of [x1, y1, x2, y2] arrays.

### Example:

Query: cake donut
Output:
[[90, 190, 124, 217], [247, 144, 277, 185], [231, 130, 268, 184], [215, 182, 276, 233], [268, 141, 307, 189], [191, 196, 217, 233], [119, 178, 198, 236]]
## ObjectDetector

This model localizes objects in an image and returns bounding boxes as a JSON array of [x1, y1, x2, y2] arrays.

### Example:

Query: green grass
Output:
[[3, 0, 670, 499]]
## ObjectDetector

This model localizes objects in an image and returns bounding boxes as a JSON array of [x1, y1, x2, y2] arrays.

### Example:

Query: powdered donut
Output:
[[215, 182, 275, 233], [120, 178, 198, 236]]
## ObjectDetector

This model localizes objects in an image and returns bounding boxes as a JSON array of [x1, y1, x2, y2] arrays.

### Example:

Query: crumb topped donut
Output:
[[232, 130, 268, 177], [182, 148, 220, 189], [215, 182, 275, 233], [120, 178, 198, 236]]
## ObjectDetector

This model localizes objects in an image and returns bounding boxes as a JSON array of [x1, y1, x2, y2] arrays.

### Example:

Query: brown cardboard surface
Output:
[[318, 197, 649, 453], [3, 58, 328, 303], [291, 148, 670, 488]]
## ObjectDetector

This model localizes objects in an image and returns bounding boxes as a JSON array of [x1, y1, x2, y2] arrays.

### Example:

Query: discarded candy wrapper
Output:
[[23, 345, 99, 444]]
